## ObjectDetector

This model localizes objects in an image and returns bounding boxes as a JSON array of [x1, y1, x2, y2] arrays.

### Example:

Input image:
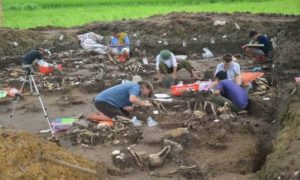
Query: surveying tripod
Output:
[[10, 65, 53, 135]]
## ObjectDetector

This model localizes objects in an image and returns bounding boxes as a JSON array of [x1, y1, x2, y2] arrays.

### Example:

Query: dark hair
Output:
[[216, 71, 227, 81], [138, 81, 154, 97], [249, 30, 258, 38], [223, 53, 232, 63]]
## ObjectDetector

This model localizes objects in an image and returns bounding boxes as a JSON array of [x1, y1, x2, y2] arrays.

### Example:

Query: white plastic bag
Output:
[[202, 48, 214, 58], [213, 20, 226, 26]]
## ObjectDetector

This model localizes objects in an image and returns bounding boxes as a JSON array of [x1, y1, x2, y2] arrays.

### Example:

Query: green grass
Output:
[[2, 0, 300, 29], [3, 0, 276, 8]]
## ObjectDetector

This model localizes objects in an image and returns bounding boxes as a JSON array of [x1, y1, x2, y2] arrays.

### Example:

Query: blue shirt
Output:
[[95, 83, 141, 108], [23, 49, 43, 64], [256, 35, 271, 54], [111, 33, 130, 52], [215, 62, 240, 81], [215, 79, 248, 109]]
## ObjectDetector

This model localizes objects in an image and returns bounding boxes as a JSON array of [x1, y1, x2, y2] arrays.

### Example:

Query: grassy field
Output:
[[2, 0, 300, 29]]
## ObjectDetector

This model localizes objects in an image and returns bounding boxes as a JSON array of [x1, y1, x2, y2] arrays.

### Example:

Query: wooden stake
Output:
[[40, 155, 97, 175]]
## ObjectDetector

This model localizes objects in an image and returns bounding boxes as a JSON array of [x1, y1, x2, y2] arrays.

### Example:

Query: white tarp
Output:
[[77, 32, 108, 54]]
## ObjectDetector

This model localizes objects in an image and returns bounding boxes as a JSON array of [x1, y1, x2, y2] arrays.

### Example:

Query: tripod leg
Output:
[[10, 75, 28, 118], [29, 76, 33, 94], [30, 75, 54, 135]]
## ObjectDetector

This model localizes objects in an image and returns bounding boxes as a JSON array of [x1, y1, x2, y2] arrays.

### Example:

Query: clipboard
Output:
[[246, 44, 264, 47]]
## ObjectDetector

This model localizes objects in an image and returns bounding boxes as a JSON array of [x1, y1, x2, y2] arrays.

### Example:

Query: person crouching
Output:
[[211, 71, 248, 112], [93, 81, 153, 120]]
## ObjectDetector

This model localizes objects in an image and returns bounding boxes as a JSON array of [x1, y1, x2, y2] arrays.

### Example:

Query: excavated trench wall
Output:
[[260, 18, 300, 179], [0, 13, 296, 68]]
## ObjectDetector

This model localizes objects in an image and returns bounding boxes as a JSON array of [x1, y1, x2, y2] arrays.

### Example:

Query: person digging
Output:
[[22, 48, 61, 75], [109, 28, 131, 61], [211, 71, 248, 112], [155, 50, 201, 83], [93, 81, 154, 121], [242, 30, 271, 62]]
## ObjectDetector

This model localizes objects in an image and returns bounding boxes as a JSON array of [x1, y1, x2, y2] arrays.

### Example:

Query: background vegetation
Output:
[[3, 0, 300, 29]]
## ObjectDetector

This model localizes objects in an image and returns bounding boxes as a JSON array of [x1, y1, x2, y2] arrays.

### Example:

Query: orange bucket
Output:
[[39, 65, 54, 74], [171, 83, 200, 96]]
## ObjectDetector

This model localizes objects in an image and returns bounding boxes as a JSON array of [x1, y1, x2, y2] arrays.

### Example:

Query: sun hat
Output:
[[160, 50, 172, 60]]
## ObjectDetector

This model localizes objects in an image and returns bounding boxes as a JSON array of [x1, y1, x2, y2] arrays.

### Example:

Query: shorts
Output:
[[252, 48, 266, 56], [94, 101, 129, 118]]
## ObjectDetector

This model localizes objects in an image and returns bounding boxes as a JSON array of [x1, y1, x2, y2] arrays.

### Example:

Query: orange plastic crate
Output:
[[39, 66, 54, 74], [171, 83, 200, 96]]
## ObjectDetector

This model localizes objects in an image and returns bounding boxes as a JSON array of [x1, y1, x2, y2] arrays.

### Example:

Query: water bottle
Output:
[[131, 116, 142, 126], [147, 117, 158, 127]]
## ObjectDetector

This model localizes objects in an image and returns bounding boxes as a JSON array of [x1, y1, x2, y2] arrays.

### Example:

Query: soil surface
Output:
[[0, 129, 101, 179], [0, 13, 299, 180]]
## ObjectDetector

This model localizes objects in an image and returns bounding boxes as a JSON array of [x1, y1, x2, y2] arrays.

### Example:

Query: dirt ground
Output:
[[0, 129, 102, 179], [0, 13, 299, 180]]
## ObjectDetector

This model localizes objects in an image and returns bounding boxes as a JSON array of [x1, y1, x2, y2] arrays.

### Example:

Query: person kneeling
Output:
[[93, 81, 153, 120], [242, 30, 271, 61], [109, 29, 131, 60], [211, 71, 248, 112], [155, 50, 200, 82]]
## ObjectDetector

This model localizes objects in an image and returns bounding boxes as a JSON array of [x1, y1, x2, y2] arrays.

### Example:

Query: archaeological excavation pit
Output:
[[0, 13, 299, 180]]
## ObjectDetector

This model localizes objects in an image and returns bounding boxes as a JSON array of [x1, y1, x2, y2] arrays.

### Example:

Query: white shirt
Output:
[[215, 62, 240, 81], [155, 53, 177, 70]]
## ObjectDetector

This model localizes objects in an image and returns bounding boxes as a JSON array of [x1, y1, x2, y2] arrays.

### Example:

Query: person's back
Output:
[[256, 34, 271, 55], [243, 31, 271, 58], [23, 49, 43, 65], [95, 83, 140, 108], [216, 79, 248, 109]]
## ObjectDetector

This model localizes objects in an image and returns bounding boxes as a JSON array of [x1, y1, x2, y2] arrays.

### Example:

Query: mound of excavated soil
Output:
[[0, 129, 101, 179]]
